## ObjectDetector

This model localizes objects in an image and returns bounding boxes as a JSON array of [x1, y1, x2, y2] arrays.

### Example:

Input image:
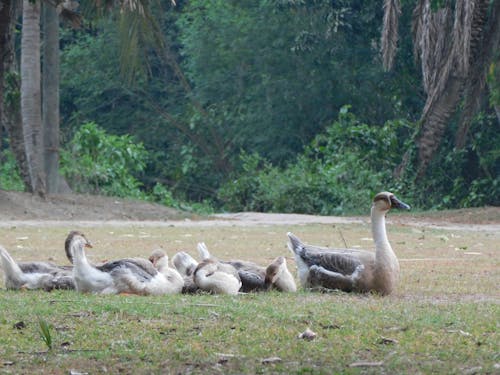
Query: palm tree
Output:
[[382, 0, 500, 177], [42, 1, 61, 194], [21, 0, 45, 196]]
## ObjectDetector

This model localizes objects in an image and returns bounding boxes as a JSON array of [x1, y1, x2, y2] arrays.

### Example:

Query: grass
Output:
[[0, 219, 498, 374]]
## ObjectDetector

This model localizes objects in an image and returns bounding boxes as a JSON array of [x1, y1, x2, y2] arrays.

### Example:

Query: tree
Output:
[[21, 0, 45, 196], [42, 1, 61, 193], [382, 0, 500, 177]]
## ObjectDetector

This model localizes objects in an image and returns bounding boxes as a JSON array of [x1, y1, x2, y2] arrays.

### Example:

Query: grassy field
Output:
[[0, 219, 498, 374]]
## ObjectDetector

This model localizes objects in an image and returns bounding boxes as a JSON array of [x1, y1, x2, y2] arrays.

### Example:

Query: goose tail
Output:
[[287, 232, 306, 257], [0, 246, 26, 286], [197, 242, 211, 260], [172, 251, 198, 277]]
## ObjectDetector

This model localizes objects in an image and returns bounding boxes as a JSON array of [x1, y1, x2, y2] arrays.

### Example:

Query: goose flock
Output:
[[0, 192, 409, 296]]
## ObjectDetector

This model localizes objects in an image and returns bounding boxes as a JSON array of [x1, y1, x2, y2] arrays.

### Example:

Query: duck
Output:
[[0, 244, 74, 291], [171, 251, 200, 294], [197, 242, 297, 292], [148, 249, 184, 294], [193, 243, 241, 295], [68, 231, 181, 295], [287, 191, 410, 295]]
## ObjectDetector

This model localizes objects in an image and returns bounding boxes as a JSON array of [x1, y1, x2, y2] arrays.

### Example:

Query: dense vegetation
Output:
[[1, 0, 499, 213]]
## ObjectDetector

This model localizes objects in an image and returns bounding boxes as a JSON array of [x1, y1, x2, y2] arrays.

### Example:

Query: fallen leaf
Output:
[[298, 328, 317, 341], [13, 321, 26, 330], [349, 361, 383, 368], [262, 357, 282, 364], [378, 336, 398, 345], [69, 370, 89, 375]]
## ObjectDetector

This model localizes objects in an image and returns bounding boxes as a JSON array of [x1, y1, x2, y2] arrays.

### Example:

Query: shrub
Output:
[[0, 149, 24, 191], [60, 122, 148, 198], [218, 107, 410, 214]]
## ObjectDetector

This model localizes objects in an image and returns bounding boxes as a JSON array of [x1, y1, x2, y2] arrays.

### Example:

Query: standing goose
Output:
[[287, 191, 410, 295], [0, 244, 74, 291], [68, 231, 180, 295], [193, 243, 241, 295], [197, 243, 296, 292]]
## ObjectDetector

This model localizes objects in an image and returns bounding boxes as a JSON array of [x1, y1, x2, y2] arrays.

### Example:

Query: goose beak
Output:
[[85, 242, 93, 248], [391, 196, 411, 210]]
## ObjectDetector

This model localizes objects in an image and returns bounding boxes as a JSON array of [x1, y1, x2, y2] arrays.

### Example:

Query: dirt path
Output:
[[0, 191, 498, 232], [0, 213, 498, 233]]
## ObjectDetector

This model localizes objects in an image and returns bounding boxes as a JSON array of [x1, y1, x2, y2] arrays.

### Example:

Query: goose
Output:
[[197, 242, 297, 292], [264, 256, 297, 292], [148, 249, 184, 294], [171, 251, 200, 294], [193, 243, 241, 295], [287, 191, 410, 295], [0, 245, 74, 291], [68, 231, 180, 295]]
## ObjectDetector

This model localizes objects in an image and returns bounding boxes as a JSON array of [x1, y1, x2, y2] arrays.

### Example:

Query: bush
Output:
[[217, 107, 410, 214], [60, 122, 148, 198], [0, 149, 24, 191]]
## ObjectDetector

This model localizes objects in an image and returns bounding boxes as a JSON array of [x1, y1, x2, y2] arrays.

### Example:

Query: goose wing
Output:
[[236, 269, 265, 291], [301, 249, 365, 275], [288, 232, 369, 275], [97, 258, 158, 282], [19, 261, 72, 275]]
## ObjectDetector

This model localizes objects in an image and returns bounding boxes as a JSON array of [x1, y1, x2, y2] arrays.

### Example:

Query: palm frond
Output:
[[381, 0, 401, 71]]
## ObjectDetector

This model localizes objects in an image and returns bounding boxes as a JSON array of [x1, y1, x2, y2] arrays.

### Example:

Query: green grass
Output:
[[0, 221, 498, 374]]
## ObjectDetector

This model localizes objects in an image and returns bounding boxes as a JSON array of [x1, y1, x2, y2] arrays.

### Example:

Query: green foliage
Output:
[[0, 149, 24, 191], [54, 0, 497, 213], [37, 316, 53, 350], [413, 112, 500, 209], [60, 122, 148, 198], [218, 107, 410, 214]]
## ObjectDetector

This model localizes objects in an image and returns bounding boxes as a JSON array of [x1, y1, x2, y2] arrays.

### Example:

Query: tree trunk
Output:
[[0, 0, 14, 143], [1, 0, 31, 190], [42, 1, 60, 194], [21, 0, 45, 196]]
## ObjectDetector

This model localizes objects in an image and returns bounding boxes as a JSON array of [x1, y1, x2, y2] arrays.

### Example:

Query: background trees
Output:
[[1, 0, 499, 212]]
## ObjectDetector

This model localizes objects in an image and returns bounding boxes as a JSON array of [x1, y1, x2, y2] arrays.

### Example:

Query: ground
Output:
[[1, 190, 499, 227]]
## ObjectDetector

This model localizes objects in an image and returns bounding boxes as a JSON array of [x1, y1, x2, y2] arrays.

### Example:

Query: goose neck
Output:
[[72, 241, 90, 268], [371, 208, 396, 264]]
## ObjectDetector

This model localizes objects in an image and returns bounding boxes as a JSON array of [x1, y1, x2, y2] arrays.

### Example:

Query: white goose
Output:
[[148, 249, 184, 294], [197, 243, 296, 292], [68, 231, 180, 295], [193, 243, 241, 295], [0, 244, 74, 291], [171, 251, 200, 294], [288, 191, 410, 295]]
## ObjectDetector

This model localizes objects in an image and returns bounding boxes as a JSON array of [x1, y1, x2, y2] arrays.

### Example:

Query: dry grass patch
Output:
[[0, 218, 498, 374]]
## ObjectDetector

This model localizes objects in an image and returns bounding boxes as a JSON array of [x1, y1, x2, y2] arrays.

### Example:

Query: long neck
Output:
[[72, 242, 91, 269], [371, 207, 395, 261]]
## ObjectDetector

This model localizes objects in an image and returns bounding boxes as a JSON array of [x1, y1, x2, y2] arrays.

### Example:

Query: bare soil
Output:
[[0, 190, 499, 229]]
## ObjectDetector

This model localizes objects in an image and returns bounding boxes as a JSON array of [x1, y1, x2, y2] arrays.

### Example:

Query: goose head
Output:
[[372, 192, 410, 214], [148, 249, 167, 268], [65, 230, 92, 263], [264, 256, 286, 286]]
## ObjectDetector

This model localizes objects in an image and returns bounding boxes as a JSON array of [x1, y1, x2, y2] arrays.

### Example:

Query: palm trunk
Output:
[[21, 0, 45, 196], [42, 1, 60, 194], [1, 0, 30, 190]]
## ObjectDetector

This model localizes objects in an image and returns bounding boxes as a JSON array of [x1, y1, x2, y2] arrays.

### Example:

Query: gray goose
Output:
[[0, 237, 75, 291], [68, 231, 181, 295], [287, 191, 410, 295]]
